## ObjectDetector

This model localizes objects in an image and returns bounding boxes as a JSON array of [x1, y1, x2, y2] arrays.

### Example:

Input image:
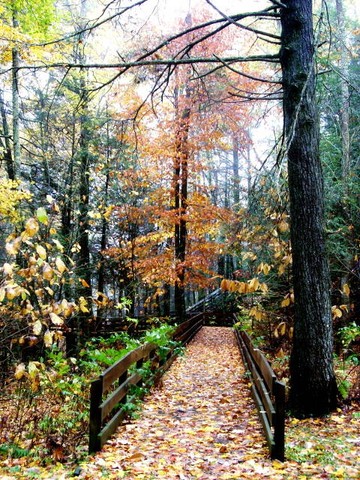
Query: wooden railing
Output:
[[89, 314, 204, 453], [186, 288, 223, 314], [234, 325, 286, 461]]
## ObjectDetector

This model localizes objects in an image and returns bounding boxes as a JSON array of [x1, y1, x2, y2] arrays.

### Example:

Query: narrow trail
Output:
[[80, 327, 269, 479]]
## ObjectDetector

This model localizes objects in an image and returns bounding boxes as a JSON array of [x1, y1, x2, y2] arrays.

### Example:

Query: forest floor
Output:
[[0, 326, 359, 479]]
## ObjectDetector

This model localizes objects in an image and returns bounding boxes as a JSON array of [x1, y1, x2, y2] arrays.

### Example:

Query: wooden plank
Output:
[[251, 348, 276, 394], [99, 405, 128, 448], [102, 343, 156, 392], [235, 327, 286, 461], [240, 331, 276, 394], [242, 344, 276, 424], [273, 380, 286, 461], [177, 319, 203, 343], [89, 378, 103, 453], [100, 372, 142, 421], [251, 384, 275, 452]]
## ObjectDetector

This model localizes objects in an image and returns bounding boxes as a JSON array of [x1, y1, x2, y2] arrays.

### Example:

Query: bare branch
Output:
[[212, 55, 282, 84], [30, 0, 151, 47], [205, 0, 281, 41], [6, 54, 280, 75]]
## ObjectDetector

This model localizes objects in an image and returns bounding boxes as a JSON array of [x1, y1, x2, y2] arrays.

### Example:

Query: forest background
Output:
[[0, 0, 359, 471]]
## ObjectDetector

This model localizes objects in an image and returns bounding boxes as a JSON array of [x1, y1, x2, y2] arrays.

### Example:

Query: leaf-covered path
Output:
[[1, 326, 359, 479], [81, 326, 269, 479]]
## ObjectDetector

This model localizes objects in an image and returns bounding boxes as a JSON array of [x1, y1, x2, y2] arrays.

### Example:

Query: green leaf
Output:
[[36, 207, 48, 225]]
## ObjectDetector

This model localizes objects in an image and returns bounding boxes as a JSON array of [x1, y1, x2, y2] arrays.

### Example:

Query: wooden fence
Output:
[[89, 313, 204, 453], [234, 325, 286, 461]]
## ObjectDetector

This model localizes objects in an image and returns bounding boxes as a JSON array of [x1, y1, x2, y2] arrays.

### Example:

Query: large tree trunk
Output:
[[280, 0, 337, 416]]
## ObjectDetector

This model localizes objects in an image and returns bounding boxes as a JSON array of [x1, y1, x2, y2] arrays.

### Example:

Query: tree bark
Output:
[[173, 84, 191, 322], [280, 0, 337, 416], [335, 0, 350, 182], [12, 9, 20, 178], [232, 136, 240, 205], [0, 89, 15, 180]]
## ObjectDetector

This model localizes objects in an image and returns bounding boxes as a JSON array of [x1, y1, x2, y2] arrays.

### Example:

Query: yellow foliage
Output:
[[332, 306, 343, 319], [49, 312, 63, 325], [0, 180, 31, 222], [79, 296, 90, 313], [342, 283, 350, 296], [14, 363, 26, 380], [35, 244, 47, 260], [281, 296, 291, 308], [248, 277, 260, 292], [249, 305, 266, 321]]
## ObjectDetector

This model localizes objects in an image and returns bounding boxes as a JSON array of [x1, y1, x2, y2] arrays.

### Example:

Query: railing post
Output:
[[273, 380, 286, 461], [89, 378, 103, 454]]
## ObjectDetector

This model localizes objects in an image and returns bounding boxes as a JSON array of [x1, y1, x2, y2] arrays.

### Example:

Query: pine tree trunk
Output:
[[280, 0, 337, 416]]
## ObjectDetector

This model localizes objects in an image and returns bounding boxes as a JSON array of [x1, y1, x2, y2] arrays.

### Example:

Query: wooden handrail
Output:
[[89, 314, 204, 453], [234, 320, 286, 461]]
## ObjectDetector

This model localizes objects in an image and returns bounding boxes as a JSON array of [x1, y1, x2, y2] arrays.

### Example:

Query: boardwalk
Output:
[[81, 327, 268, 479]]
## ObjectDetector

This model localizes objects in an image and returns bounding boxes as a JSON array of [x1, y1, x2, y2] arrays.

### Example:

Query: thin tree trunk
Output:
[[12, 9, 20, 178], [336, 0, 352, 309], [174, 85, 191, 322], [232, 136, 240, 205], [0, 89, 15, 180], [280, 0, 337, 416], [336, 0, 350, 182]]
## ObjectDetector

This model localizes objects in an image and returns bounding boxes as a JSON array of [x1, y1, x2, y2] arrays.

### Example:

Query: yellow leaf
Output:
[[277, 220, 289, 233], [6, 237, 22, 255], [79, 296, 90, 313], [248, 277, 260, 292], [272, 459, 285, 470], [80, 278, 90, 288], [55, 257, 67, 274], [52, 239, 64, 252], [33, 320, 42, 336], [278, 322, 286, 335], [332, 306, 342, 319], [262, 263, 271, 275], [42, 264, 54, 280], [220, 279, 226, 290], [281, 297, 291, 307], [44, 329, 53, 347], [25, 217, 39, 236], [28, 361, 40, 379], [49, 312, 63, 325], [36, 244, 47, 260], [342, 283, 350, 296], [3, 262, 13, 275], [6, 287, 17, 300], [238, 282, 248, 294], [0, 288, 5, 302], [60, 299, 75, 317], [278, 264, 286, 276], [14, 363, 26, 380]]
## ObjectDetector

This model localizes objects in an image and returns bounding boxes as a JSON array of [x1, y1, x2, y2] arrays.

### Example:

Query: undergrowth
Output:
[[0, 322, 179, 465]]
